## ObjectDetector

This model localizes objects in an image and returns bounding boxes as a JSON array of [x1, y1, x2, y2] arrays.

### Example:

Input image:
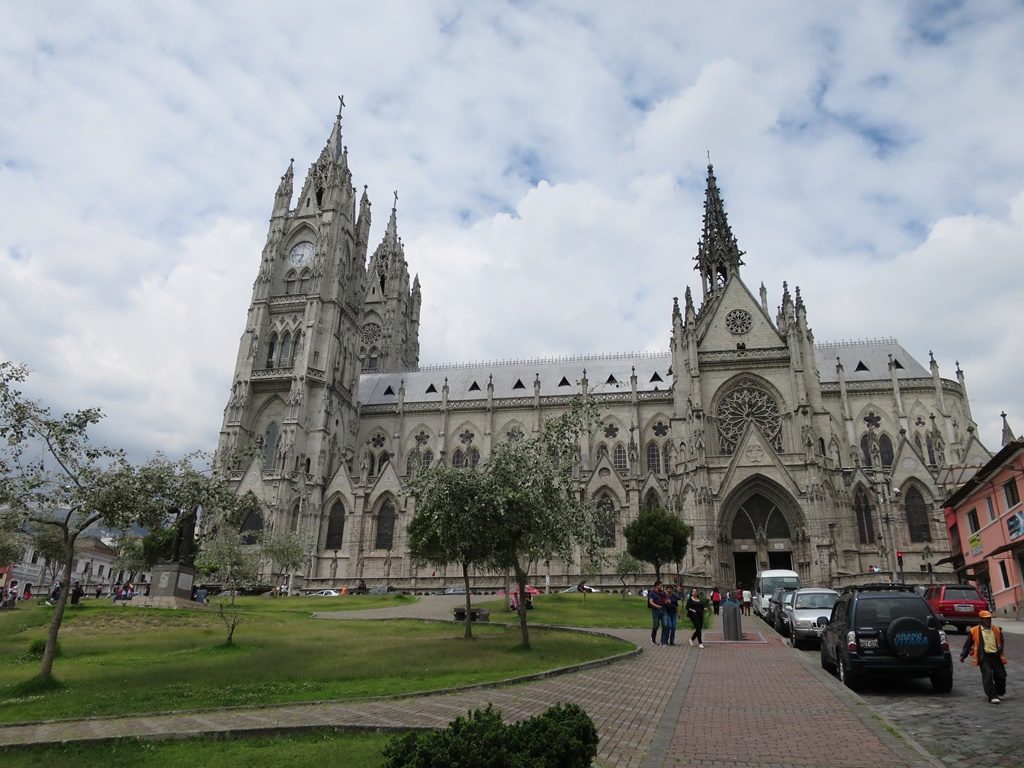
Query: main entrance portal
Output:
[[733, 552, 757, 590], [723, 485, 802, 587]]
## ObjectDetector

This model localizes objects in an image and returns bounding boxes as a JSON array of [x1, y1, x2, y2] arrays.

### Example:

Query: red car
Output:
[[923, 583, 988, 633], [497, 585, 541, 596]]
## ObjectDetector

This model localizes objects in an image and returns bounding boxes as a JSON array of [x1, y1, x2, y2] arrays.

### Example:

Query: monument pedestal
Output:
[[151, 563, 196, 600]]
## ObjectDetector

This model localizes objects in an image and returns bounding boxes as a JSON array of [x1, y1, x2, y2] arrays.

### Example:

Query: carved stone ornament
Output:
[[716, 380, 783, 454], [724, 309, 753, 335]]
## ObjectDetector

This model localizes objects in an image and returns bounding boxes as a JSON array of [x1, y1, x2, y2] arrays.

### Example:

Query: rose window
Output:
[[603, 423, 619, 439], [716, 381, 783, 454], [459, 429, 475, 445], [724, 309, 753, 335], [414, 430, 430, 445], [653, 421, 669, 437], [370, 433, 386, 448], [361, 323, 382, 346]]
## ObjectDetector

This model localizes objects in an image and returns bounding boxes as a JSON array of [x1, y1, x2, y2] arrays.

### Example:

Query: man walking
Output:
[[960, 610, 1008, 704], [648, 580, 665, 645], [661, 584, 679, 645]]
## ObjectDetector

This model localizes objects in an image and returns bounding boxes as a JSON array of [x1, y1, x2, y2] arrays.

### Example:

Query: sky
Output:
[[2, 1, 1023, 462]]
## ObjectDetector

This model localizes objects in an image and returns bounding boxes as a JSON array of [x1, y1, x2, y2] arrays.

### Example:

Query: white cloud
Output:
[[1, 1, 1023, 460]]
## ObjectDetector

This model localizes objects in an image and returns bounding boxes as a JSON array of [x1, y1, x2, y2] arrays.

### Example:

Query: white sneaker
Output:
[[689, 639, 694, 646], [990, 698, 1001, 704], [699, 643, 705, 649]]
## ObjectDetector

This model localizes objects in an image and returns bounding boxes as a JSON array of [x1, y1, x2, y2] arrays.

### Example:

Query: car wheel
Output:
[[838, 657, 860, 690], [930, 669, 953, 693], [886, 616, 931, 661]]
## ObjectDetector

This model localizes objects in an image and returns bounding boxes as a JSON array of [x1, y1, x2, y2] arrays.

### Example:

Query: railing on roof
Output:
[[816, 337, 899, 350], [412, 350, 670, 373]]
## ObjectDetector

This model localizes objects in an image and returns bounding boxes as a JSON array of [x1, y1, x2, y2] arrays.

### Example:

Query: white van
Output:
[[753, 569, 800, 617]]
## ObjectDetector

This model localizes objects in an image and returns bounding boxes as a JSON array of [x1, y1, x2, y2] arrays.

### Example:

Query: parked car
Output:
[[785, 588, 839, 649], [497, 585, 541, 596], [437, 586, 474, 595], [922, 584, 988, 634], [560, 585, 601, 593], [820, 584, 952, 693], [309, 589, 340, 597], [766, 586, 797, 629], [773, 590, 798, 635]]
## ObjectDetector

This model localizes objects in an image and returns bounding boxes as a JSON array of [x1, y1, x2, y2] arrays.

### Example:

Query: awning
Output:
[[984, 541, 1024, 559]]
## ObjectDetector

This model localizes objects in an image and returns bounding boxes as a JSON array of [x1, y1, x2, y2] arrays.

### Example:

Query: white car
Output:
[[309, 589, 340, 597], [784, 588, 839, 649], [560, 585, 601, 593]]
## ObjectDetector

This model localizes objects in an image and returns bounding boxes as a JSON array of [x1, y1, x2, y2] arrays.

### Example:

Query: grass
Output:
[[478, 591, 713, 631], [0, 597, 631, 723], [0, 730, 392, 768]]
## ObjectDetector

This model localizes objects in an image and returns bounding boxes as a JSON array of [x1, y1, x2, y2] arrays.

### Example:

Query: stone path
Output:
[[0, 596, 948, 767]]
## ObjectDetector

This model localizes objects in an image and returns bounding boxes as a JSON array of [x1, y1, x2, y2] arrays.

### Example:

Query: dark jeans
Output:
[[712, 602, 721, 615], [980, 654, 1007, 700], [661, 613, 677, 645], [651, 609, 664, 643], [690, 615, 704, 644]]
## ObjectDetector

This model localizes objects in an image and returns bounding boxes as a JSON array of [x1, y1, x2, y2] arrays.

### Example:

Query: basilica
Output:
[[215, 107, 992, 591]]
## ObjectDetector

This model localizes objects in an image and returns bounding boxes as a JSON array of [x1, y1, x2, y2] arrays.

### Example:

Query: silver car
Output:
[[785, 588, 839, 649]]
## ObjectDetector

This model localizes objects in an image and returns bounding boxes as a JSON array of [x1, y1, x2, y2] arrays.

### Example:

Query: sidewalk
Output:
[[0, 598, 942, 768]]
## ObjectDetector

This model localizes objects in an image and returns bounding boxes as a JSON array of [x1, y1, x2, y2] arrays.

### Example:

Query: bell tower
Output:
[[216, 99, 376, 536]]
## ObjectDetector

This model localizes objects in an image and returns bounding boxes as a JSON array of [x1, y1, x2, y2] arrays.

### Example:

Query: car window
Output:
[[942, 587, 982, 601], [794, 593, 838, 610], [855, 596, 931, 627], [782, 592, 795, 606]]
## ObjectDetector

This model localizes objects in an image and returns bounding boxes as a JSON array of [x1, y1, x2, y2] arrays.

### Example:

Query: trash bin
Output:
[[722, 602, 743, 641]]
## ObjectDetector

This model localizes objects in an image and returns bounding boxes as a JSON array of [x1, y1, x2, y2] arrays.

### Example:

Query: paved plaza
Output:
[[0, 596, 1019, 767]]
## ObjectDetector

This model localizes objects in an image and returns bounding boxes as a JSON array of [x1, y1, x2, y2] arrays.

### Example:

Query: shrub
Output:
[[25, 638, 61, 659], [381, 703, 598, 768]]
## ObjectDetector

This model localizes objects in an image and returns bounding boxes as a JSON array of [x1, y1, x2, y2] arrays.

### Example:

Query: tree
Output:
[[614, 551, 643, 599], [624, 507, 692, 582], [27, 524, 65, 587], [0, 362, 243, 679], [483, 398, 603, 649], [260, 530, 306, 595], [0, 509, 24, 569], [406, 463, 494, 639]]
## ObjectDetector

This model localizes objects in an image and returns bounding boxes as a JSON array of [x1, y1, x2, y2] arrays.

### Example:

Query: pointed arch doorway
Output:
[[719, 478, 804, 589]]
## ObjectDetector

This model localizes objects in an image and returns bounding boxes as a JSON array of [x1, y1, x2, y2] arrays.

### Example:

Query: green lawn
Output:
[[0, 730, 392, 768], [0, 598, 631, 723], [478, 591, 713, 631]]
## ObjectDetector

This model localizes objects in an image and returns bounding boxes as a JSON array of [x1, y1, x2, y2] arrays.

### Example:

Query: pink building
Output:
[[943, 438, 1024, 618]]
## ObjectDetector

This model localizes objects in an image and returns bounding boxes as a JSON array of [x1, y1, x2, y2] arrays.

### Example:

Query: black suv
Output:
[[820, 584, 952, 693]]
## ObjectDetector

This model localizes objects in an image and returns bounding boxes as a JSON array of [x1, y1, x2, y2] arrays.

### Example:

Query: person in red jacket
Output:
[[959, 610, 1008, 704]]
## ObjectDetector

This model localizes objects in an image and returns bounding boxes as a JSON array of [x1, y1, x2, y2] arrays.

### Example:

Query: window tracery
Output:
[[646, 441, 662, 474], [716, 379, 783, 454], [612, 444, 627, 472]]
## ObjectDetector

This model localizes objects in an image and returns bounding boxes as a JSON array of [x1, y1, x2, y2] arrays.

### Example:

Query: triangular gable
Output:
[[234, 455, 271, 503], [717, 421, 803, 499], [584, 453, 628, 501], [637, 473, 665, 507], [366, 459, 403, 500], [696, 276, 784, 351], [888, 434, 936, 484], [961, 434, 994, 467], [322, 457, 355, 501]]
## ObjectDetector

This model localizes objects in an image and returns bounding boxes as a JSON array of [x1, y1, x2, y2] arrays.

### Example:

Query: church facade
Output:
[[216, 109, 992, 591]]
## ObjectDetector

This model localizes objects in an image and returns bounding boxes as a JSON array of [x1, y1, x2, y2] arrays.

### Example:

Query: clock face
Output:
[[288, 241, 315, 267]]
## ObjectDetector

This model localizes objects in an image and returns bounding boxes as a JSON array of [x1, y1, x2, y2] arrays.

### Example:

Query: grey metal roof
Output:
[[359, 351, 674, 405], [814, 338, 929, 383], [359, 338, 929, 405]]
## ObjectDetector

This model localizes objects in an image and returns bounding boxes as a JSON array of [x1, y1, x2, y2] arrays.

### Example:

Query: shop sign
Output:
[[968, 531, 983, 556], [1007, 511, 1024, 542]]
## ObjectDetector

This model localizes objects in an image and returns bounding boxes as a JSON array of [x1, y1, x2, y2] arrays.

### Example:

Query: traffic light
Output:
[[896, 551, 904, 567]]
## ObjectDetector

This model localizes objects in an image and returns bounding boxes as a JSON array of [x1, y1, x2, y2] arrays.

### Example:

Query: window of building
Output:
[[999, 559, 1010, 589], [30, 550, 38, 564], [1004, 478, 1020, 508], [405, 452, 419, 475], [612, 444, 627, 472], [925, 434, 937, 466], [299, 269, 311, 294], [265, 334, 278, 369], [860, 434, 873, 468], [853, 488, 875, 545], [284, 270, 297, 295], [966, 508, 980, 534], [97, 565, 104, 577], [595, 493, 616, 547], [375, 499, 396, 550], [596, 443, 608, 462], [289, 503, 300, 533], [325, 501, 345, 549], [646, 441, 661, 474], [467, 447, 480, 468], [986, 497, 997, 522], [878, 434, 894, 468], [421, 449, 433, 468], [262, 422, 279, 469], [278, 332, 292, 367], [72, 559, 78, 572], [451, 448, 464, 468], [904, 487, 931, 542], [642, 488, 660, 512]]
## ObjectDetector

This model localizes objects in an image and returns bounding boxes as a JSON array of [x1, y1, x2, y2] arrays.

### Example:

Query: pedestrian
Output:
[[70, 581, 84, 605], [711, 587, 722, 615], [94, 585, 102, 599], [686, 587, 706, 648], [959, 610, 1008, 704], [661, 584, 679, 645], [648, 580, 665, 645], [742, 586, 752, 616]]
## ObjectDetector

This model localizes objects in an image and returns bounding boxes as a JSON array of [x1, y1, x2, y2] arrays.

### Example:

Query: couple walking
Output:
[[647, 581, 706, 648]]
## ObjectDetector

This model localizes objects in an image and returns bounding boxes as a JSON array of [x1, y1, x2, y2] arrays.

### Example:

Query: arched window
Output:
[[325, 501, 345, 549], [299, 269, 311, 294], [421, 449, 433, 468], [647, 441, 661, 474], [643, 488, 660, 512], [377, 451, 390, 471], [278, 332, 292, 368], [860, 434, 873, 468], [925, 434, 937, 466], [905, 487, 932, 542], [284, 270, 297, 295], [291, 331, 301, 366], [375, 498, 396, 550], [289, 503, 300, 533], [878, 434, 894, 468], [265, 334, 278, 369], [853, 488, 875, 546], [596, 443, 608, 462], [262, 422, 279, 469], [663, 443, 672, 470], [406, 452, 419, 475], [468, 447, 481, 468], [914, 433, 923, 455], [364, 348, 379, 371], [451, 449, 464, 468], [365, 453, 376, 478], [240, 508, 263, 545], [612, 444, 627, 472], [595, 493, 617, 547]]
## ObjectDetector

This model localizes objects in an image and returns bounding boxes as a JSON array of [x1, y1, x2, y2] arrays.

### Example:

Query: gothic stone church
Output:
[[216, 108, 992, 591]]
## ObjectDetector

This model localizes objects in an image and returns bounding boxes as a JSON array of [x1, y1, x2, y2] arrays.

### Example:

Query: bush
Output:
[[381, 703, 598, 768], [24, 638, 60, 659]]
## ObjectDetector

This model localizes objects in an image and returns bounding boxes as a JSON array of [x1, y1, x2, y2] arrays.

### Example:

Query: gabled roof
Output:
[[815, 338, 929, 383]]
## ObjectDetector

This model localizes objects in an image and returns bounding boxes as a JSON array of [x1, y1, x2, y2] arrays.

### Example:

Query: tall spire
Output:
[[1002, 412, 1017, 446], [323, 95, 345, 164], [695, 162, 744, 300]]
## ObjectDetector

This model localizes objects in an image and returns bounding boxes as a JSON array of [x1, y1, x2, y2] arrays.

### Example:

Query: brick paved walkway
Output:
[[0, 597, 941, 768]]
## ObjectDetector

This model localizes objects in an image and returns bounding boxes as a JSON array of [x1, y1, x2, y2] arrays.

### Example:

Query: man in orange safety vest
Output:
[[959, 610, 1008, 704]]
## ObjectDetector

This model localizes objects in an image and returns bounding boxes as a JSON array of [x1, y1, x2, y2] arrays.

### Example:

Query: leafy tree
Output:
[[260, 530, 306, 595], [0, 510, 24, 569], [483, 398, 603, 649], [614, 551, 643, 599], [406, 464, 494, 638], [623, 507, 692, 582], [114, 536, 147, 584], [27, 523, 66, 586], [194, 527, 264, 644], [0, 362, 243, 679]]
